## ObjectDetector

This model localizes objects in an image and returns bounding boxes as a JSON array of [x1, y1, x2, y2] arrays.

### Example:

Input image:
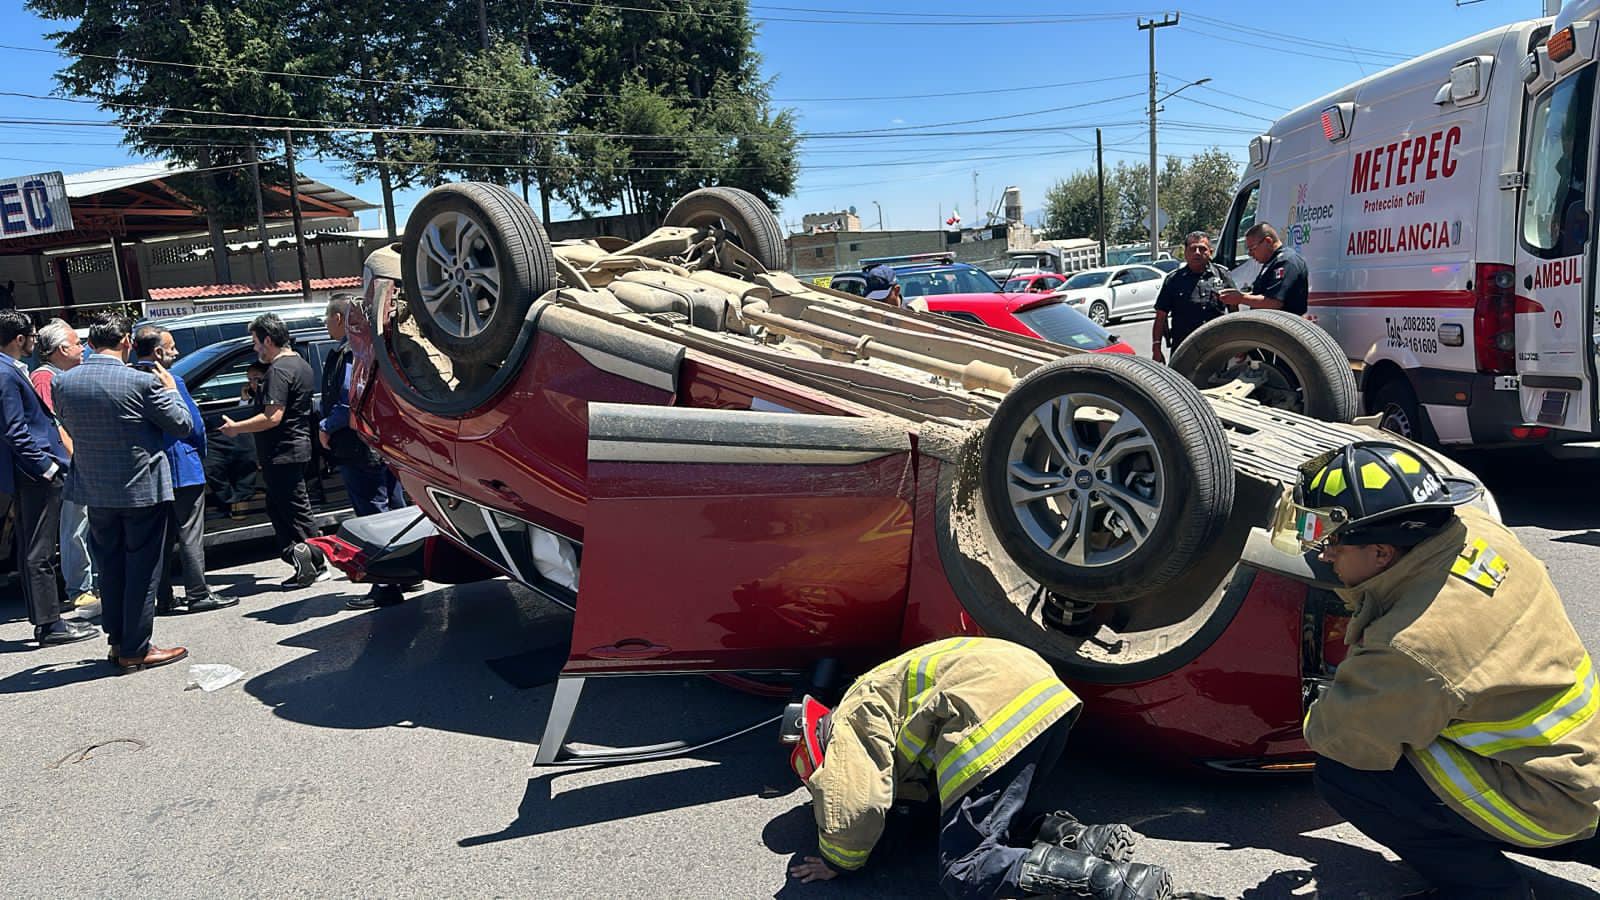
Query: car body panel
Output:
[[1059, 264, 1166, 321]]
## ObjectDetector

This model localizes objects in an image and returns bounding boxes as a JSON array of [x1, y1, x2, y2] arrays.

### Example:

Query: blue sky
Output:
[[0, 0, 1549, 236]]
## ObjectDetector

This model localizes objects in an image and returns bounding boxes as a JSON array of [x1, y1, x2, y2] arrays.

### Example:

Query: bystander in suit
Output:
[[0, 310, 96, 647], [31, 319, 98, 616], [53, 316, 193, 671], [132, 326, 232, 615]]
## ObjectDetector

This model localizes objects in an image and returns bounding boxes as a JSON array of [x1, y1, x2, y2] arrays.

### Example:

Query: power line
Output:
[[545, 0, 1143, 27], [1182, 13, 1414, 61], [1179, 24, 1409, 67]]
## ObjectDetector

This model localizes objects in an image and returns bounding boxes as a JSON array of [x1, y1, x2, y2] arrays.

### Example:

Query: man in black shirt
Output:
[[220, 313, 327, 587], [1152, 231, 1234, 363], [1222, 222, 1310, 316]]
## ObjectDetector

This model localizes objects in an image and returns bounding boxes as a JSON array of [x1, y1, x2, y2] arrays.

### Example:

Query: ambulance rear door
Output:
[[1514, 62, 1598, 435]]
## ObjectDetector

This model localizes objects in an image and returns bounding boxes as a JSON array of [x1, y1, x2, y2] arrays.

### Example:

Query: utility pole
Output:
[[972, 171, 979, 228], [283, 130, 313, 302], [1139, 13, 1179, 263], [247, 143, 275, 283], [1096, 128, 1107, 266]]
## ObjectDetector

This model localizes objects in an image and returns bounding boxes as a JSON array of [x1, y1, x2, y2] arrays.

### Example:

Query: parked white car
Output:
[[1056, 264, 1166, 325]]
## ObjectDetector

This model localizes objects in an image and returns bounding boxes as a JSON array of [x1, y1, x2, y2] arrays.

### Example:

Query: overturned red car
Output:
[[327, 182, 1493, 771]]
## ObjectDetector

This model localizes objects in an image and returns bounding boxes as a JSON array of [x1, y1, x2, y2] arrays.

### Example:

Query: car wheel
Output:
[[1372, 377, 1437, 446], [980, 354, 1234, 604], [663, 186, 785, 272], [402, 182, 556, 368], [1088, 301, 1110, 325], [1169, 310, 1358, 423]]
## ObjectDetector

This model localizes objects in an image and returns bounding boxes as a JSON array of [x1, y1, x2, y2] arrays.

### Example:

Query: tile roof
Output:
[[147, 276, 360, 302]]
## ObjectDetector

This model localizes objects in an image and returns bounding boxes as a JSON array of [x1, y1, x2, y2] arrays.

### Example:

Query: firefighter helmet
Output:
[[1292, 441, 1480, 550], [780, 695, 832, 782]]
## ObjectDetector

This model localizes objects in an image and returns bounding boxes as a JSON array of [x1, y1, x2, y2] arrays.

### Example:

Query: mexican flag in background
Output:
[[945, 206, 962, 228]]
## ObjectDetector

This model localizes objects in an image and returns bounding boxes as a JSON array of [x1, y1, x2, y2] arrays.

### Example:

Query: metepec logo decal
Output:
[[1288, 183, 1335, 249]]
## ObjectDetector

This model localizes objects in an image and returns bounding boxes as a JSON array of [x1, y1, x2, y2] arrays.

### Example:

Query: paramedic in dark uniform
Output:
[[1151, 231, 1234, 363], [1222, 223, 1309, 316]]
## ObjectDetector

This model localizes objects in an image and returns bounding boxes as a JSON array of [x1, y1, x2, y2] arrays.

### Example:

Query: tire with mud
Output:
[[663, 187, 785, 272], [1169, 310, 1358, 423], [402, 182, 556, 368], [979, 354, 1235, 604]]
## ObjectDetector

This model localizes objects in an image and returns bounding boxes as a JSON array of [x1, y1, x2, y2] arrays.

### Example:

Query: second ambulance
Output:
[[1218, 0, 1600, 448]]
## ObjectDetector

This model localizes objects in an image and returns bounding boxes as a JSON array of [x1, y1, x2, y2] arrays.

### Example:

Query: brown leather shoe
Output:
[[116, 645, 189, 671]]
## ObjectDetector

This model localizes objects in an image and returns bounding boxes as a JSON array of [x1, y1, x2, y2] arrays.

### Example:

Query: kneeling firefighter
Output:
[[782, 636, 1173, 899], [1287, 441, 1600, 898]]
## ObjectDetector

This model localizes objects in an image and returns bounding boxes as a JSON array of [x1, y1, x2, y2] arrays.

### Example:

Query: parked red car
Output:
[[331, 183, 1490, 770]]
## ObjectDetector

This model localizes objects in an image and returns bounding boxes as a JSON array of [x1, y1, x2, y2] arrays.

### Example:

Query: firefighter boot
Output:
[[1017, 842, 1173, 900], [1036, 811, 1139, 862]]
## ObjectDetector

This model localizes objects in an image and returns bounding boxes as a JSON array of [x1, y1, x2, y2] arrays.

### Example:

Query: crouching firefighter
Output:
[[781, 636, 1173, 899], [1287, 441, 1600, 899]]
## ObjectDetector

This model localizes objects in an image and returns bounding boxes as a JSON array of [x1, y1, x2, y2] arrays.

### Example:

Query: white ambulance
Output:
[[1217, 1, 1600, 447]]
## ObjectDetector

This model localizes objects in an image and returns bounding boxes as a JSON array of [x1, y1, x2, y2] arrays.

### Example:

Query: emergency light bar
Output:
[[1549, 26, 1576, 62], [1319, 103, 1354, 142], [859, 252, 955, 268]]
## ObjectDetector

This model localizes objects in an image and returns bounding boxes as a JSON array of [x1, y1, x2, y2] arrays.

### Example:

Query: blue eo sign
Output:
[[0, 171, 73, 241]]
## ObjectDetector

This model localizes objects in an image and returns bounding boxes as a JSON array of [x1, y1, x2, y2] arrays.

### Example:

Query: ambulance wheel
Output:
[[1373, 377, 1438, 446], [980, 354, 1235, 604], [1169, 310, 1359, 423], [663, 186, 785, 272], [402, 182, 556, 368]]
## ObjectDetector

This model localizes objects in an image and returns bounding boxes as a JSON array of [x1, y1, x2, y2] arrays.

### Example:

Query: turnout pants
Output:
[[13, 471, 64, 627], [1315, 756, 1600, 899], [938, 714, 1074, 900], [158, 484, 210, 605], [88, 504, 167, 658], [262, 462, 317, 558]]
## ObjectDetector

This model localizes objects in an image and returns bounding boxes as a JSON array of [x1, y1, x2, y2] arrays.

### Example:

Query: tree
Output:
[[1042, 171, 1101, 241], [426, 39, 574, 224], [295, 0, 441, 238], [527, 0, 799, 220], [29, 0, 311, 282], [1175, 148, 1241, 242], [1109, 161, 1151, 245]]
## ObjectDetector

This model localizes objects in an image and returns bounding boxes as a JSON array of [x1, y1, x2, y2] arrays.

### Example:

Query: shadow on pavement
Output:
[[459, 742, 791, 848], [1456, 449, 1600, 531], [0, 655, 118, 692]]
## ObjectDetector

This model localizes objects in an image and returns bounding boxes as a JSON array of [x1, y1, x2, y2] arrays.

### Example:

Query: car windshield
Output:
[[896, 267, 1002, 298], [1064, 271, 1110, 289], [1003, 278, 1032, 293], [1013, 302, 1116, 350]]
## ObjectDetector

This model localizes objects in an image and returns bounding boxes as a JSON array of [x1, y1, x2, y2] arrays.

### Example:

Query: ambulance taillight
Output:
[[1472, 263, 1517, 374]]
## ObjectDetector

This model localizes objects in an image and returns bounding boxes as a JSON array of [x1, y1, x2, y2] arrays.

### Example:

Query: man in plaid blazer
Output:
[[53, 316, 194, 671]]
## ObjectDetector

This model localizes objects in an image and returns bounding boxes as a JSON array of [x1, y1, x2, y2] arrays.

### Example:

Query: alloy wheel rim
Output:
[[414, 211, 502, 339], [1003, 392, 1166, 569]]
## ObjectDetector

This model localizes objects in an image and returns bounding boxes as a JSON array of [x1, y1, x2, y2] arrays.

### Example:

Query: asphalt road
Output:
[[2, 368, 1598, 897]]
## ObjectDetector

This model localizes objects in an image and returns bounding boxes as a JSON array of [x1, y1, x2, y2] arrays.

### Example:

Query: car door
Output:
[[299, 337, 352, 517], [1108, 268, 1147, 316], [1125, 267, 1161, 315], [183, 346, 271, 535], [1514, 65, 1598, 436], [562, 403, 917, 674]]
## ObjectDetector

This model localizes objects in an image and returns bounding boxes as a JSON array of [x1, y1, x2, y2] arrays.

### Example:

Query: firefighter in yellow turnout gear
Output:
[[1288, 441, 1600, 899], [781, 637, 1173, 899]]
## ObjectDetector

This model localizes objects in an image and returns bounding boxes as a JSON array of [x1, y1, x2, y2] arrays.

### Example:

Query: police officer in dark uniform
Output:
[[1151, 231, 1234, 363], [1222, 222, 1309, 315]]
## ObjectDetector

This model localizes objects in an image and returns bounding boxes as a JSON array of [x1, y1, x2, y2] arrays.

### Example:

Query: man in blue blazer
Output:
[[0, 310, 96, 646], [54, 316, 192, 671], [133, 326, 231, 615]]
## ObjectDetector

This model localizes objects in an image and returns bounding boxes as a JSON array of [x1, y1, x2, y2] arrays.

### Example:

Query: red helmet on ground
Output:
[[780, 696, 832, 782]]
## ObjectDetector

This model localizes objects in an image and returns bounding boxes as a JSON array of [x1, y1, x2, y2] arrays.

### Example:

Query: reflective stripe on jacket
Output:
[[1305, 507, 1600, 847], [804, 637, 1080, 871]]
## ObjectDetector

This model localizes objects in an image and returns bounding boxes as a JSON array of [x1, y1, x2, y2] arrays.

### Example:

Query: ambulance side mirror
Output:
[[1436, 56, 1494, 106]]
